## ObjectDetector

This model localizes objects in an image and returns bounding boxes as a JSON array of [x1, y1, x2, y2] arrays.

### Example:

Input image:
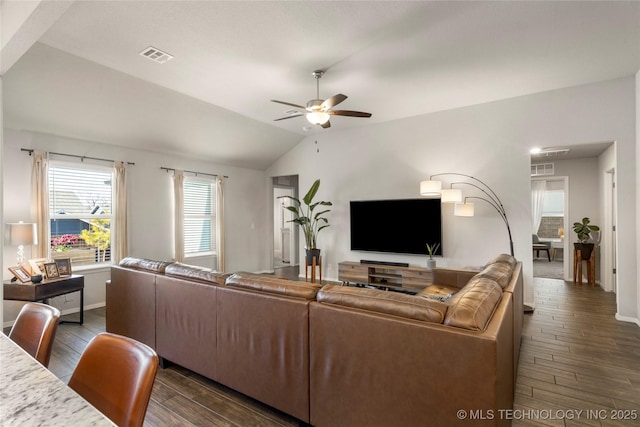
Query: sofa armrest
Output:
[[431, 267, 479, 288]]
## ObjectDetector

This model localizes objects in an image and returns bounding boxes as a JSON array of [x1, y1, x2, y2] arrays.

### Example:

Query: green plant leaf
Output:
[[303, 179, 320, 206]]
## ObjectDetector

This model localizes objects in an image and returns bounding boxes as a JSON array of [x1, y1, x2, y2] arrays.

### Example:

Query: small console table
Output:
[[573, 248, 595, 286], [338, 261, 432, 293], [3, 274, 85, 324]]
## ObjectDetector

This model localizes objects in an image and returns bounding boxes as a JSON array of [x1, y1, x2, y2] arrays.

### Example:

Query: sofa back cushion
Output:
[[317, 285, 447, 323], [444, 277, 502, 331], [475, 262, 514, 289], [165, 262, 229, 285], [225, 273, 322, 300], [486, 253, 517, 269], [119, 257, 172, 274]]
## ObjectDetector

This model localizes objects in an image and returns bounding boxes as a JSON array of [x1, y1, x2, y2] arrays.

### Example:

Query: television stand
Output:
[[338, 261, 432, 293]]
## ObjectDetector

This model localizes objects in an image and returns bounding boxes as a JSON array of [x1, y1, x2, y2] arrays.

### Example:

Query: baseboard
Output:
[[615, 313, 640, 327]]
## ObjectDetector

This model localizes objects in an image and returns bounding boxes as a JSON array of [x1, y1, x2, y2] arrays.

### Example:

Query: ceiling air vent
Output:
[[531, 163, 554, 177], [139, 46, 173, 64], [532, 148, 570, 158]]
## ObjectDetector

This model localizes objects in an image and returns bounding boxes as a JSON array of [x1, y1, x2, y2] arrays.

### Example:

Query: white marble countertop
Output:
[[0, 333, 115, 426]]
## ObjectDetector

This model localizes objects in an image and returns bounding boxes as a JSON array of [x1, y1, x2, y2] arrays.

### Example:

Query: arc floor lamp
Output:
[[420, 173, 514, 257]]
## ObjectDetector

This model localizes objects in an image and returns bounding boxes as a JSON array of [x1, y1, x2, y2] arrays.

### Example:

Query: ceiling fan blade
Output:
[[321, 120, 331, 129], [328, 110, 372, 118], [321, 94, 347, 110], [271, 99, 307, 110], [274, 114, 304, 121]]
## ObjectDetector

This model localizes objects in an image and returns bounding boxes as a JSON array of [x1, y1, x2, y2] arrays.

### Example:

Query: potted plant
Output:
[[572, 217, 599, 260], [425, 242, 440, 270], [279, 179, 332, 264]]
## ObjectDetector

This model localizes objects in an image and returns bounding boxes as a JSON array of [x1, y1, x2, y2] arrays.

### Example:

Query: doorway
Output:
[[531, 176, 569, 280], [272, 175, 299, 271]]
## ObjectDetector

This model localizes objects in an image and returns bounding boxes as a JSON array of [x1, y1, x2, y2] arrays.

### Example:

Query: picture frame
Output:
[[28, 258, 47, 277], [55, 258, 72, 276], [44, 262, 60, 279], [8, 266, 31, 283]]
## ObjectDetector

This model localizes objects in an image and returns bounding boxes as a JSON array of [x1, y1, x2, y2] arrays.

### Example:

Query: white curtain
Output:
[[173, 170, 185, 262], [31, 151, 50, 258], [216, 176, 225, 272], [531, 180, 547, 235], [113, 162, 128, 262]]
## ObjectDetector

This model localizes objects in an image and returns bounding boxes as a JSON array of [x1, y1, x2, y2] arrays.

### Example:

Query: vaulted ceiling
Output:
[[3, 1, 639, 169]]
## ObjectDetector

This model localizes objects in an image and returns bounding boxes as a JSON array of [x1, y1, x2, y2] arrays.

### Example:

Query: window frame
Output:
[[182, 175, 217, 258]]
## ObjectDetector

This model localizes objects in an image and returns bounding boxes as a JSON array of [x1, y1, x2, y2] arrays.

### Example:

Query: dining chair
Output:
[[532, 233, 551, 262], [68, 332, 159, 427], [8, 302, 61, 367]]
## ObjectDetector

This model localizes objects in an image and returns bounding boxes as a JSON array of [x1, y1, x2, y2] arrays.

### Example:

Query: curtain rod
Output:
[[161, 166, 228, 179], [21, 148, 135, 165]]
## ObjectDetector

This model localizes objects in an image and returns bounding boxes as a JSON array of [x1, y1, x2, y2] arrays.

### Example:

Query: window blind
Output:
[[183, 178, 217, 255]]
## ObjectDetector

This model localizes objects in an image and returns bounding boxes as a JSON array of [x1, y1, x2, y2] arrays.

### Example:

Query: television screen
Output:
[[350, 198, 442, 255]]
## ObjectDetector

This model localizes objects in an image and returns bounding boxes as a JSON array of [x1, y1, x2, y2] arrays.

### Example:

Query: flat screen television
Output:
[[350, 198, 442, 256]]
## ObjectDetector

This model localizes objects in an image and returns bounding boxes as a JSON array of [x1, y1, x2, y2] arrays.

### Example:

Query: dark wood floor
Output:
[[8, 276, 639, 426], [513, 278, 640, 427]]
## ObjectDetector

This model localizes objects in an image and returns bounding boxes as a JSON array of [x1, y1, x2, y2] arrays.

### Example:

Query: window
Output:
[[49, 163, 114, 265], [542, 190, 564, 217], [183, 177, 216, 256], [538, 189, 565, 238]]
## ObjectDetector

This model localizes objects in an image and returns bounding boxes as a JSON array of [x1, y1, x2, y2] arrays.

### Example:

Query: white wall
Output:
[[266, 77, 637, 321], [636, 70, 640, 326], [0, 76, 4, 324], [2, 129, 268, 324]]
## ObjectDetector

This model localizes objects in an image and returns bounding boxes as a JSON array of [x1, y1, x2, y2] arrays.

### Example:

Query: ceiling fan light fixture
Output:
[[306, 111, 330, 125]]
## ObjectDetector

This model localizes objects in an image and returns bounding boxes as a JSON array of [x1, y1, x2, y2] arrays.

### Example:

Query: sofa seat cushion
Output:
[[444, 277, 502, 331], [225, 273, 322, 300], [165, 262, 229, 285], [119, 257, 172, 274], [317, 285, 447, 323], [416, 284, 459, 302], [475, 262, 514, 289]]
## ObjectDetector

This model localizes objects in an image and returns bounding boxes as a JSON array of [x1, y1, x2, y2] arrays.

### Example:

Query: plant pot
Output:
[[305, 248, 321, 265], [574, 242, 594, 260], [426, 259, 436, 270]]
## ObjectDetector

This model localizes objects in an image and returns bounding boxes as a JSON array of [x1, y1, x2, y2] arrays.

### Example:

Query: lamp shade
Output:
[[5, 222, 37, 246], [306, 111, 330, 125], [454, 202, 474, 217], [441, 188, 463, 203], [420, 180, 441, 196]]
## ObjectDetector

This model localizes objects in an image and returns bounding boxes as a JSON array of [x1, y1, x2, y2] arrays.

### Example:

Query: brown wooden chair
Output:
[[68, 332, 158, 427], [8, 302, 61, 367]]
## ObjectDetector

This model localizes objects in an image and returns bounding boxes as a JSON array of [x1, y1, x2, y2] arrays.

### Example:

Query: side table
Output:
[[3, 274, 85, 324], [572, 249, 595, 286], [305, 256, 322, 283]]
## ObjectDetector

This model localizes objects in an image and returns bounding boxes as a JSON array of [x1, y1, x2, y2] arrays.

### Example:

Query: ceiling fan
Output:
[[271, 70, 372, 129]]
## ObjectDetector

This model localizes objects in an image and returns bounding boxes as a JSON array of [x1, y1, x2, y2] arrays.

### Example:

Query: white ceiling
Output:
[[3, 1, 639, 169]]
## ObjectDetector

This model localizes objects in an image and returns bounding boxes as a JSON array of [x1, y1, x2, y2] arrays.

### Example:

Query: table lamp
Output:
[[5, 222, 38, 265]]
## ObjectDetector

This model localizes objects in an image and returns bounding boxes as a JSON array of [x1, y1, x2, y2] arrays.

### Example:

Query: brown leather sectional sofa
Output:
[[106, 254, 523, 426]]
